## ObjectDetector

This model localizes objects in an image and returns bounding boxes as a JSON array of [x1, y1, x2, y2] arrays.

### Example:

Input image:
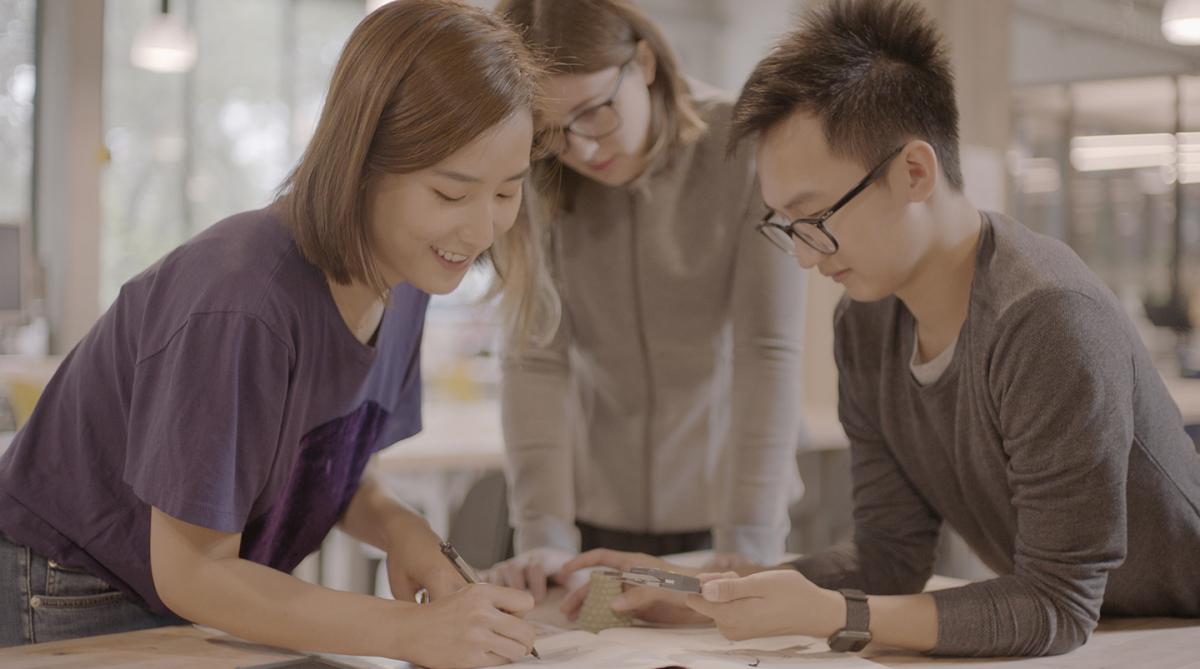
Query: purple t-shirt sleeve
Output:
[[123, 312, 293, 533]]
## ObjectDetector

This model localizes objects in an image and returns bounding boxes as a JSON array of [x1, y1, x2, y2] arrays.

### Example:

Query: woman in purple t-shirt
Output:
[[0, 1, 554, 666]]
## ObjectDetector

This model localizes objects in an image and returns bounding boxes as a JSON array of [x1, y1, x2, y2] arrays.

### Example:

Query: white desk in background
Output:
[[372, 400, 850, 537], [319, 400, 510, 596], [1164, 374, 1200, 424], [374, 400, 849, 472], [311, 401, 848, 597], [377, 373, 1200, 481], [375, 399, 506, 537], [370, 373, 1200, 532]]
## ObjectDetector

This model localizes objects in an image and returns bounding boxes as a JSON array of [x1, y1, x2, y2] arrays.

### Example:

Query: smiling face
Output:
[[364, 111, 533, 295], [540, 43, 656, 187], [756, 111, 935, 303]]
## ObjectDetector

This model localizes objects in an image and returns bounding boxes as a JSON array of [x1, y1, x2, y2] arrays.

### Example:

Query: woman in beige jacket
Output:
[[484, 0, 808, 602]]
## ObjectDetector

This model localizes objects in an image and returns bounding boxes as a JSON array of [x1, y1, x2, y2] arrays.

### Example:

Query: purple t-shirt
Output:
[[0, 207, 428, 614]]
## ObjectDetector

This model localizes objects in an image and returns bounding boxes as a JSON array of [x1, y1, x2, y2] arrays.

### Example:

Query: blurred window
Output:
[[0, 0, 37, 318], [1011, 76, 1199, 309], [101, 0, 363, 304]]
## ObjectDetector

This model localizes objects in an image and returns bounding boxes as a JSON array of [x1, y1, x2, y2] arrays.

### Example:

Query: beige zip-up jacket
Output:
[[500, 88, 807, 563]]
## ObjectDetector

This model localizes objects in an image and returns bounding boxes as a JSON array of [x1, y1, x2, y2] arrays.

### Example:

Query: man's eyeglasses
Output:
[[757, 146, 904, 256]]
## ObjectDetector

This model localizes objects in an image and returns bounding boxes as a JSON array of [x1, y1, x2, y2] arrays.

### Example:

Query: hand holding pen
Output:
[[398, 572, 538, 667], [439, 541, 541, 660], [402, 540, 539, 667]]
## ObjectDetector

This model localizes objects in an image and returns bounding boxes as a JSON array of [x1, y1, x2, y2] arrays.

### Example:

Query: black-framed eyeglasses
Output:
[[757, 145, 905, 256], [537, 56, 636, 156]]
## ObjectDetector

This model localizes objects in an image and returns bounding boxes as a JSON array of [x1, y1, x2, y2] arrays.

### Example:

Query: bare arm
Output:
[[689, 570, 938, 651], [336, 456, 463, 600], [150, 507, 537, 667], [336, 455, 423, 552]]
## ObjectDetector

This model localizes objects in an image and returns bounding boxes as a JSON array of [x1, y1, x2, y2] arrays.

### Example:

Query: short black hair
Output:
[[731, 0, 963, 190]]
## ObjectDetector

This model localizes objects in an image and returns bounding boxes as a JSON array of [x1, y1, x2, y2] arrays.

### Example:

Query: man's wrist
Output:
[[816, 587, 848, 638], [826, 588, 872, 652]]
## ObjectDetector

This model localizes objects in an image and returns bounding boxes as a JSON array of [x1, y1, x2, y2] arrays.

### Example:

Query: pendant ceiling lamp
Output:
[[1163, 0, 1200, 45], [131, 0, 197, 73]]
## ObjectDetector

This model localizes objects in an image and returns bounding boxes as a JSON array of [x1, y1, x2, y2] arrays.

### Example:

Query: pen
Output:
[[439, 541, 482, 584], [439, 541, 541, 659]]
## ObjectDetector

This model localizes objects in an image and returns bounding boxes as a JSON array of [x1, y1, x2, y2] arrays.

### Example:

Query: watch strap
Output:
[[843, 588, 869, 634], [827, 588, 871, 652]]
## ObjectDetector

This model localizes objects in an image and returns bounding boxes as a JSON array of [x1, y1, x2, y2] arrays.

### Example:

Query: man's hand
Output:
[[686, 570, 844, 641]]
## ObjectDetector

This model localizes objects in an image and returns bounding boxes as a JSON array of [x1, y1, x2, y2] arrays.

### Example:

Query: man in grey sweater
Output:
[[559, 0, 1200, 657]]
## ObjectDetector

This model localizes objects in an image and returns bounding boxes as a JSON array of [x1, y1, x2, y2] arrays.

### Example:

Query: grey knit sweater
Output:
[[791, 211, 1200, 656]]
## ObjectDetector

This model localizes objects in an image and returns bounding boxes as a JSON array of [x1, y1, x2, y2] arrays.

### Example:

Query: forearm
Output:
[[716, 398, 801, 561], [867, 592, 938, 651], [501, 356, 577, 554], [504, 429, 577, 555], [767, 577, 938, 651], [722, 243, 806, 561], [714, 485, 794, 562], [819, 572, 1100, 657], [338, 460, 438, 553], [162, 555, 411, 657], [927, 576, 1099, 656], [719, 340, 805, 559], [784, 586, 938, 651], [692, 566, 936, 652]]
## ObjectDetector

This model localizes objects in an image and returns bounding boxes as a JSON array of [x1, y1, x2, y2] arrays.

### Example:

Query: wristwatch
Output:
[[827, 588, 872, 652]]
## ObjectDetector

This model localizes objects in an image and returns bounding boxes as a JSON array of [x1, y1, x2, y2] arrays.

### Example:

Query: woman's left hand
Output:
[[686, 570, 845, 641]]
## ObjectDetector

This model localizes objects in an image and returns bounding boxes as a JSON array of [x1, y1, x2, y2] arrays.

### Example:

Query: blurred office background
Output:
[[1, 0, 1198, 591]]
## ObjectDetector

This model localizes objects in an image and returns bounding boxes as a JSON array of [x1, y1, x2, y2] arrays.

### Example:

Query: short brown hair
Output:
[[278, 0, 544, 294], [731, 0, 963, 191], [497, 0, 707, 209]]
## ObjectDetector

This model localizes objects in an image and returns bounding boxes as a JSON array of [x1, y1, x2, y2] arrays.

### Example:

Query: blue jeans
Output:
[[0, 534, 183, 646]]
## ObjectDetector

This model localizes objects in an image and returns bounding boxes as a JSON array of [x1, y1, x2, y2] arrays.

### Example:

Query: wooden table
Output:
[[7, 572, 1193, 668], [3, 615, 1197, 668], [0, 625, 324, 668], [864, 617, 1200, 667]]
